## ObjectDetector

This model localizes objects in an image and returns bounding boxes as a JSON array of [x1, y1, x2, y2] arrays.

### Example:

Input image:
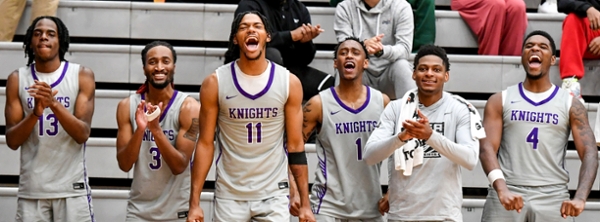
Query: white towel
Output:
[[393, 90, 486, 176], [394, 89, 423, 176], [452, 95, 487, 140]]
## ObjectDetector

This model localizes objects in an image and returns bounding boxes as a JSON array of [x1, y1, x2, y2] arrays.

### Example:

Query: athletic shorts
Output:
[[16, 196, 94, 222], [213, 195, 289, 222], [315, 213, 385, 222], [481, 184, 573, 222]]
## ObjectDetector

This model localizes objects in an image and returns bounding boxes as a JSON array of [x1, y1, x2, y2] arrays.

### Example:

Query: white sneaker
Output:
[[562, 77, 585, 104], [538, 0, 559, 14]]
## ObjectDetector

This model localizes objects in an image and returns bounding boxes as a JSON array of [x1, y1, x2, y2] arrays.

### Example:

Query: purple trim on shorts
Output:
[[231, 61, 275, 100], [82, 143, 96, 222], [31, 61, 69, 88], [518, 82, 559, 106], [330, 86, 370, 114]]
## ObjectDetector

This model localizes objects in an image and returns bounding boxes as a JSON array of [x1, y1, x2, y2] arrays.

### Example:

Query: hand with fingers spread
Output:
[[364, 34, 384, 55], [378, 193, 389, 215], [589, 37, 600, 55], [402, 110, 433, 141], [561, 198, 585, 218], [587, 7, 600, 30], [497, 189, 524, 213]]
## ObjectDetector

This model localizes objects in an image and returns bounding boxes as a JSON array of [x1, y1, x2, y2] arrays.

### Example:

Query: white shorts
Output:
[[16, 196, 94, 222], [315, 213, 385, 222], [213, 195, 289, 222], [481, 184, 573, 222]]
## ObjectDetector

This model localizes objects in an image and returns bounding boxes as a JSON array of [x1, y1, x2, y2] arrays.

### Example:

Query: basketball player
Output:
[[479, 30, 598, 221], [302, 37, 390, 221], [4, 16, 95, 221], [115, 41, 200, 221], [187, 11, 315, 222], [363, 45, 483, 222]]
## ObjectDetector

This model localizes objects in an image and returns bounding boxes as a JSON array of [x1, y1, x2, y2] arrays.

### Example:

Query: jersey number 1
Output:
[[355, 138, 363, 160], [527, 127, 539, 149]]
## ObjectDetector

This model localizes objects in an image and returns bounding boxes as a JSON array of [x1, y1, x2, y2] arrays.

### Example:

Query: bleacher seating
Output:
[[2, 0, 600, 221]]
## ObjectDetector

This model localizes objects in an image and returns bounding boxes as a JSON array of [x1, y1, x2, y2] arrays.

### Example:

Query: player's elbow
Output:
[[363, 156, 378, 166], [118, 162, 133, 173], [6, 142, 20, 150], [170, 165, 187, 175]]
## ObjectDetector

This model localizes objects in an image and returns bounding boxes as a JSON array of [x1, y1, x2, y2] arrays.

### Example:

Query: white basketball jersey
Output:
[[214, 61, 290, 200], [126, 91, 191, 221], [500, 83, 571, 186], [311, 86, 385, 219], [17, 62, 92, 202]]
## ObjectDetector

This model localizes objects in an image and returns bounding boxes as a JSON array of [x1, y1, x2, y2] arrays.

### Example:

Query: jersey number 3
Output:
[[149, 147, 162, 170], [527, 127, 539, 149]]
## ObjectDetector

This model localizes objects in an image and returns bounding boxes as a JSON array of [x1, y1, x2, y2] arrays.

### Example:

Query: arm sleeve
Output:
[[380, 5, 413, 61], [364, 101, 406, 165], [333, 4, 355, 42], [425, 107, 480, 170], [558, 0, 593, 17]]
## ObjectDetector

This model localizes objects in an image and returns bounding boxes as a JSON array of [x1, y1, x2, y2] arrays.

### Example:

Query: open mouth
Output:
[[422, 79, 436, 85], [528, 55, 542, 69], [245, 37, 259, 51], [343, 61, 355, 72]]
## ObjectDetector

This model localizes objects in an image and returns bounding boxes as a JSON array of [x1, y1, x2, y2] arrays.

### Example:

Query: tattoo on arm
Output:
[[572, 101, 594, 146], [183, 118, 200, 141], [302, 102, 312, 142]]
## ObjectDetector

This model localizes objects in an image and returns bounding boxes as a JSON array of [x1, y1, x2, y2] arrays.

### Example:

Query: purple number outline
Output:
[[245, 122, 263, 144], [149, 147, 162, 170], [526, 127, 539, 149]]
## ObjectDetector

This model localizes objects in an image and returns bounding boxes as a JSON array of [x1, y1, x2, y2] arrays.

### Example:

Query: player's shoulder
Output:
[[117, 95, 133, 112]]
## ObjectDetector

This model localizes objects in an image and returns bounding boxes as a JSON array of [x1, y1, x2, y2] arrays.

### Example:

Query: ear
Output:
[[444, 71, 450, 82], [266, 34, 271, 43], [550, 55, 556, 66], [333, 58, 338, 69], [412, 71, 416, 80], [233, 38, 238, 45], [363, 58, 369, 69]]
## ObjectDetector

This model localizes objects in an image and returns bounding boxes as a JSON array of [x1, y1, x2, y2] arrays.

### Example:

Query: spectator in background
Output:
[[0, 0, 60, 41], [334, 0, 416, 100], [557, 0, 600, 103], [330, 0, 435, 53], [539, 0, 560, 13], [451, 0, 527, 56], [225, 0, 335, 102]]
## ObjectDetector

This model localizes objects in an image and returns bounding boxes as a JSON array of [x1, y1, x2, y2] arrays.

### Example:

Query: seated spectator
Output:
[[539, 0, 560, 13], [0, 0, 59, 41], [225, 0, 335, 101], [451, 0, 527, 56], [334, 0, 416, 100], [330, 0, 435, 53], [557, 0, 600, 103]]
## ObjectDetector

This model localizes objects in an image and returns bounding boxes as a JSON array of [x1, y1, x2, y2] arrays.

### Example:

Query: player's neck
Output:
[[237, 57, 268, 76], [363, 0, 380, 8], [418, 91, 443, 107], [145, 86, 175, 105], [523, 77, 553, 93], [336, 80, 365, 101], [33, 57, 61, 73], [335, 79, 366, 101]]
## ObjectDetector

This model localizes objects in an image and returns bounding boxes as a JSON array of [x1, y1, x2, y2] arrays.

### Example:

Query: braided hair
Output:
[[23, 16, 70, 66]]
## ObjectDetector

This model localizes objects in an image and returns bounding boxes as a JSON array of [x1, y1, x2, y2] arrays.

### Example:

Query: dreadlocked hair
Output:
[[23, 16, 70, 66], [224, 11, 274, 64], [137, 41, 178, 94]]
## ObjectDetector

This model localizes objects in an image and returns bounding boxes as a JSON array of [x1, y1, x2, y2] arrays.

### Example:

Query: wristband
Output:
[[487, 169, 505, 185], [145, 106, 161, 121]]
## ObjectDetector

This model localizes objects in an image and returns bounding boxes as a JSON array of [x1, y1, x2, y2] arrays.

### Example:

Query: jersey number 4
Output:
[[38, 114, 58, 136], [527, 127, 539, 149]]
